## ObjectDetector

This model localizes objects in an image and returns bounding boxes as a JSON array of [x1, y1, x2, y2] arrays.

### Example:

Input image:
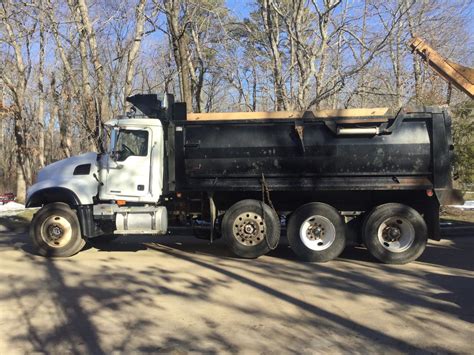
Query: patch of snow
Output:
[[448, 200, 474, 210], [0, 201, 25, 212]]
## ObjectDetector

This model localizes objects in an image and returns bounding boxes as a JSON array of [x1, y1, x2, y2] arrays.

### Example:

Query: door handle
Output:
[[109, 162, 123, 169]]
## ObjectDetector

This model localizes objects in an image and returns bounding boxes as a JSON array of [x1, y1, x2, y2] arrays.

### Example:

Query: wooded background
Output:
[[1, 0, 473, 202]]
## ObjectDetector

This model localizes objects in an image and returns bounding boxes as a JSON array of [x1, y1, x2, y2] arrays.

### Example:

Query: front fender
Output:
[[27, 173, 99, 206], [26, 187, 81, 208]]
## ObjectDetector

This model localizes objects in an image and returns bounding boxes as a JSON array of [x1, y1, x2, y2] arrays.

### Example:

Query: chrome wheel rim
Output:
[[233, 212, 265, 246], [377, 217, 414, 253], [299, 215, 336, 251], [40, 215, 73, 248]]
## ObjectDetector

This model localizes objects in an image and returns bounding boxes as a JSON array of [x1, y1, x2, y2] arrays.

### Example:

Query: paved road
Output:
[[0, 227, 473, 354]]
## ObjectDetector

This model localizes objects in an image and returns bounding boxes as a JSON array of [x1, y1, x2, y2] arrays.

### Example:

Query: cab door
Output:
[[101, 127, 152, 201]]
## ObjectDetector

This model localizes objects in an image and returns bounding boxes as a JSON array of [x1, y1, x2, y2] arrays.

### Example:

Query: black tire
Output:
[[30, 202, 86, 257], [88, 234, 119, 245], [287, 203, 346, 262], [192, 216, 222, 240], [362, 203, 428, 264], [222, 199, 280, 258]]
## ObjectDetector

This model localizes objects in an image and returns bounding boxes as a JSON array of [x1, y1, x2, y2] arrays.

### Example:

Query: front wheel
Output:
[[30, 202, 86, 257], [362, 203, 428, 264], [287, 203, 346, 262]]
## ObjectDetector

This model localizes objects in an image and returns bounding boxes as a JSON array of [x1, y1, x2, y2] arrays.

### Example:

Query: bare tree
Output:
[[0, 1, 35, 201], [157, 0, 194, 111], [260, 0, 287, 110], [124, 0, 148, 105], [37, 0, 46, 168]]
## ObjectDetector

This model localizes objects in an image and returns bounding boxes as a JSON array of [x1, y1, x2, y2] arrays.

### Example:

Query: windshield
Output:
[[110, 128, 149, 161]]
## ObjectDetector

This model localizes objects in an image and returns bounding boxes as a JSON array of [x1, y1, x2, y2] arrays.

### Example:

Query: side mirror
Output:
[[106, 153, 123, 169], [109, 150, 119, 161]]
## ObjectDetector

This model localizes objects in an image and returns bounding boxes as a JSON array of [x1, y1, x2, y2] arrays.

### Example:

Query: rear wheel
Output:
[[362, 203, 427, 264], [30, 202, 86, 257], [287, 203, 346, 262], [222, 199, 280, 258]]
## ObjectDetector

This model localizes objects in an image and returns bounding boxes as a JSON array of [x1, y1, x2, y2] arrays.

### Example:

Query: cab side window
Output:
[[116, 129, 149, 161]]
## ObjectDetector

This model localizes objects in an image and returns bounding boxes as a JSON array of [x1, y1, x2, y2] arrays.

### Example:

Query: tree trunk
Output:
[[261, 0, 287, 110], [16, 161, 26, 204], [190, 26, 205, 113], [37, 0, 46, 168], [124, 0, 147, 106], [1, 1, 32, 201], [165, 0, 193, 112], [75, 0, 109, 143]]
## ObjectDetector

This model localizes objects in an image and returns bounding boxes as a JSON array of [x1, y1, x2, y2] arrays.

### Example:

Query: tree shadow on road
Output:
[[1, 229, 473, 353]]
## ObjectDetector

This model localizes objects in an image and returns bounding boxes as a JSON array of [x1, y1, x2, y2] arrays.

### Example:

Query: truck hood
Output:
[[27, 152, 100, 206], [37, 152, 99, 182]]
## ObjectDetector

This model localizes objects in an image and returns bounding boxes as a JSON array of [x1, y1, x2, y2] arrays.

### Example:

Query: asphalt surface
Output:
[[0, 225, 473, 354]]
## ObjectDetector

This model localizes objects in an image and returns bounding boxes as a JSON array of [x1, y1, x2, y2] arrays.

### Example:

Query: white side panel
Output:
[[105, 155, 151, 197]]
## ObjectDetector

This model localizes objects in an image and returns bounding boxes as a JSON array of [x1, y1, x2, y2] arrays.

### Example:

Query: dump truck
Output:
[[26, 94, 462, 264]]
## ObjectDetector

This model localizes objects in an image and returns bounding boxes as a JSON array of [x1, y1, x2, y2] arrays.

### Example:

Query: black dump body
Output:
[[126, 95, 462, 239], [165, 107, 460, 208]]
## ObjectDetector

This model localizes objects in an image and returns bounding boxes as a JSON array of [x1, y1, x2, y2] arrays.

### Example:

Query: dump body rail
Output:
[[187, 108, 389, 121]]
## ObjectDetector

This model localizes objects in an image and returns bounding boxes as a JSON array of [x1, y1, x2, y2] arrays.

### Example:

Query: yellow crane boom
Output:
[[409, 36, 474, 99]]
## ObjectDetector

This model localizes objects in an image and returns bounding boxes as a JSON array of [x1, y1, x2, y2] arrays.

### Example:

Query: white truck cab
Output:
[[26, 95, 172, 257], [26, 117, 165, 207], [99, 118, 164, 203]]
